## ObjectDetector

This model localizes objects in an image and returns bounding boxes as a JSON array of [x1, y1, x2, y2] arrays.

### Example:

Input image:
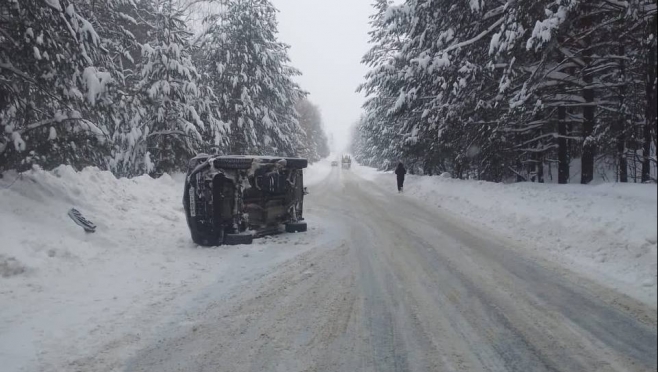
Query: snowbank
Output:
[[351, 161, 383, 182], [353, 165, 658, 307], [0, 164, 325, 372], [0, 166, 197, 371]]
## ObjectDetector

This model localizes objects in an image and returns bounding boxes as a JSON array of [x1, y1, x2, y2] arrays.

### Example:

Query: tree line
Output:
[[352, 0, 657, 183], [0, 0, 329, 178]]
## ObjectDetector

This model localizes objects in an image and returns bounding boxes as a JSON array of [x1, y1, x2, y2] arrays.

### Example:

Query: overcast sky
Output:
[[271, 0, 374, 153]]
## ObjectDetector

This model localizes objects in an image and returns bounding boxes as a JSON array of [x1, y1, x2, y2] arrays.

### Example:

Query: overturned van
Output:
[[183, 155, 308, 246]]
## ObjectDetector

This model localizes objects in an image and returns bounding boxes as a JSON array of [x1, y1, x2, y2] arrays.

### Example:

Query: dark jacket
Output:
[[395, 163, 406, 179]]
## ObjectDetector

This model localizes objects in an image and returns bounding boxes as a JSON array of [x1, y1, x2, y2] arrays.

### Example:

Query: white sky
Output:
[[271, 0, 374, 153]]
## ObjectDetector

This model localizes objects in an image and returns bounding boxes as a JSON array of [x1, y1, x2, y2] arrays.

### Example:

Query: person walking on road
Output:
[[395, 162, 406, 193]]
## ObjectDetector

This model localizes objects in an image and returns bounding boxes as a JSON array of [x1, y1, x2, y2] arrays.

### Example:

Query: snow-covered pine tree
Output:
[[0, 0, 111, 172], [295, 99, 329, 162], [356, 0, 411, 171], [198, 0, 305, 157], [638, 1, 657, 182], [488, 0, 552, 182], [355, 0, 656, 183], [352, 108, 405, 171], [351, 116, 379, 168], [110, 0, 208, 176], [70, 0, 154, 177], [509, 0, 655, 183], [394, 0, 511, 179]]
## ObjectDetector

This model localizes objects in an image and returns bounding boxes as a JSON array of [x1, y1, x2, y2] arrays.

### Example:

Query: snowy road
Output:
[[125, 168, 657, 372]]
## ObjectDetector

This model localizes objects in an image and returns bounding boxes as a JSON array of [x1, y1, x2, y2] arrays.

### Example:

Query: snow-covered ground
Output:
[[1, 161, 655, 371], [0, 163, 330, 372], [352, 162, 658, 307]]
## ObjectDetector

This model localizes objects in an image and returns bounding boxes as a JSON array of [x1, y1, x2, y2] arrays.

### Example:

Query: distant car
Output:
[[331, 161, 339, 166], [183, 155, 308, 246]]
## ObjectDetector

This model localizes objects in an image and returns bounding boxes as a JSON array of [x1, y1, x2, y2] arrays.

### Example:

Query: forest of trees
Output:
[[0, 0, 329, 178], [296, 98, 331, 161], [353, 0, 657, 184]]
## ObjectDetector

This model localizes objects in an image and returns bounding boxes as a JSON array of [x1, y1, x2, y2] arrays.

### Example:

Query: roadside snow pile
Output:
[[0, 165, 196, 371], [0, 164, 329, 372], [353, 166, 658, 307], [0, 165, 186, 278], [351, 161, 383, 181]]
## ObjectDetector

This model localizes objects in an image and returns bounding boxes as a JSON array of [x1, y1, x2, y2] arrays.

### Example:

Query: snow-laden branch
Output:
[[502, 123, 546, 133], [441, 18, 504, 54], [558, 47, 586, 68], [0, 62, 36, 83], [545, 101, 618, 108], [516, 144, 559, 152], [147, 130, 195, 138], [17, 117, 80, 134]]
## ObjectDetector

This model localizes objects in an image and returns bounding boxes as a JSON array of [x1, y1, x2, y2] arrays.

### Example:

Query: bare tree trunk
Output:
[[516, 158, 524, 182], [618, 42, 628, 182], [642, 14, 657, 183], [557, 106, 569, 184], [581, 19, 595, 184]]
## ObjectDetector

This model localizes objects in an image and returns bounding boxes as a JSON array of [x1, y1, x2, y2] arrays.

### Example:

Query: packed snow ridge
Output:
[[0, 162, 331, 371]]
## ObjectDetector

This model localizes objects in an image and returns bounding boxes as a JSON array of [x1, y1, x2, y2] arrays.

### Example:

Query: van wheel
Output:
[[285, 222, 307, 233], [191, 230, 222, 247]]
